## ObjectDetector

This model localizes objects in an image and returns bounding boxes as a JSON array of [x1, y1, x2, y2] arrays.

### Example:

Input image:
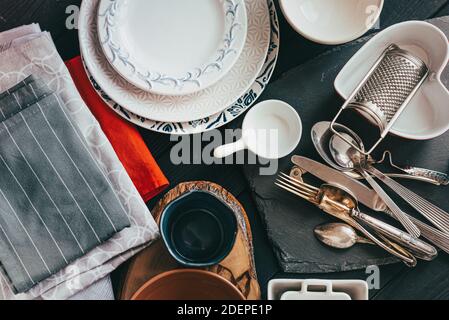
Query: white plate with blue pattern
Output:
[[79, 0, 270, 123], [84, 0, 279, 134], [97, 0, 247, 96]]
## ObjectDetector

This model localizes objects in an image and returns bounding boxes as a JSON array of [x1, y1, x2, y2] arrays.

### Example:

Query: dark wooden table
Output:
[[1, 0, 449, 300]]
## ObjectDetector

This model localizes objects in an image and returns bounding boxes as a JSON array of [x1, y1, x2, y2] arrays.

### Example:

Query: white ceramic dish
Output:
[[335, 21, 449, 140], [213, 100, 302, 159], [79, 0, 270, 123], [268, 279, 369, 300], [97, 0, 247, 96], [82, 0, 280, 135], [280, 280, 351, 300], [280, 0, 384, 45]]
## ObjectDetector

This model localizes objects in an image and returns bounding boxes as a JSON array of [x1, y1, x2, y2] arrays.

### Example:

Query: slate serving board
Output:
[[243, 17, 449, 273]]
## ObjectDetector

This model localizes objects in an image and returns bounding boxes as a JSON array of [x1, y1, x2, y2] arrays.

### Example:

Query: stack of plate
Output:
[[78, 0, 280, 135]]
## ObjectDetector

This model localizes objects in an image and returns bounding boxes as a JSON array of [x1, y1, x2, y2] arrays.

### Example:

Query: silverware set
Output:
[[276, 173, 437, 265], [275, 43, 449, 266], [278, 124, 449, 265], [291, 156, 449, 255], [313, 122, 449, 235], [328, 129, 420, 237]]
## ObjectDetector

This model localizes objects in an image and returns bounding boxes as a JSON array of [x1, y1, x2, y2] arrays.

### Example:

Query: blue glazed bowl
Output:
[[160, 191, 238, 267]]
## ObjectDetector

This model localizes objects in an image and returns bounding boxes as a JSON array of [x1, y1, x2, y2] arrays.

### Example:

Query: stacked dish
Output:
[[79, 0, 280, 134]]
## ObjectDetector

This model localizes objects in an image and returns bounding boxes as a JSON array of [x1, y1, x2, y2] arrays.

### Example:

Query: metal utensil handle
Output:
[[344, 217, 416, 267], [375, 151, 449, 185], [352, 210, 437, 261], [368, 166, 449, 235], [379, 234, 417, 264], [358, 169, 420, 237], [348, 171, 442, 185], [384, 209, 449, 255], [403, 167, 449, 186], [355, 236, 374, 245], [381, 173, 443, 185]]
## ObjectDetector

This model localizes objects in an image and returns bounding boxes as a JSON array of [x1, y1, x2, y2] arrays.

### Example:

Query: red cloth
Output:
[[66, 56, 168, 202]]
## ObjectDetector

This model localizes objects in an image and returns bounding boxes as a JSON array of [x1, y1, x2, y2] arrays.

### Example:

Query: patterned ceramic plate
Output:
[[79, 0, 270, 123], [84, 0, 279, 135], [97, 0, 247, 96]]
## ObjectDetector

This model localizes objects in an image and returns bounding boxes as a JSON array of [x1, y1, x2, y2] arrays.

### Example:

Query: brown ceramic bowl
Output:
[[131, 269, 245, 300]]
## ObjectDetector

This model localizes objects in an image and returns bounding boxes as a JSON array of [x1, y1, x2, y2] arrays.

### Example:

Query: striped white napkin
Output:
[[0, 25, 159, 300]]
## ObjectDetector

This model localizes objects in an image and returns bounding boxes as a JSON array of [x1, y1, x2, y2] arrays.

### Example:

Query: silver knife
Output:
[[291, 155, 449, 255]]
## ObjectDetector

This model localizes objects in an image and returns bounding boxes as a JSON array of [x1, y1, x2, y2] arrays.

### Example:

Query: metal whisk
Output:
[[330, 44, 429, 155]]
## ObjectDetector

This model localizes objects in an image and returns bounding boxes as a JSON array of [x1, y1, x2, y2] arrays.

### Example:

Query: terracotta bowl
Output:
[[131, 269, 245, 300]]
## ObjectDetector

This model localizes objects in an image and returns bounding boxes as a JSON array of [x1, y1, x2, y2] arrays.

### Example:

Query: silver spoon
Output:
[[314, 223, 373, 249], [328, 131, 420, 238], [311, 122, 355, 172]]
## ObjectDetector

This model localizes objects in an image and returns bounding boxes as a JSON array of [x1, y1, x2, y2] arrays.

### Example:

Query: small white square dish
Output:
[[268, 279, 369, 300]]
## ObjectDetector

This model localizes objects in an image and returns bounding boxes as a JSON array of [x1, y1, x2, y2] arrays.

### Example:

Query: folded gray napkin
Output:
[[0, 76, 131, 293], [0, 25, 159, 300]]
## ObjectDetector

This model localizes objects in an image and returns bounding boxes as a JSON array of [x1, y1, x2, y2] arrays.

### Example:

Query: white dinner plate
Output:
[[97, 0, 247, 96], [79, 0, 270, 123], [82, 0, 280, 135]]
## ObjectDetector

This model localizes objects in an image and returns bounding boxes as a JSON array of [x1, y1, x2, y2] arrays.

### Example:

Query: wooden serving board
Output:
[[119, 181, 261, 300]]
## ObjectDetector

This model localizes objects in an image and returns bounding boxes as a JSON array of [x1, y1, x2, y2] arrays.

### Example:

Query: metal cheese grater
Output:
[[330, 44, 429, 155]]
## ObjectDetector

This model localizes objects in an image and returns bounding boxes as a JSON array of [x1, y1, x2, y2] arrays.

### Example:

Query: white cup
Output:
[[213, 100, 302, 160]]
